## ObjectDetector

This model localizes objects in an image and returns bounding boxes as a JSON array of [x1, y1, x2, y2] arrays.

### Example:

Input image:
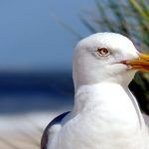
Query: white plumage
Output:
[[41, 32, 149, 149]]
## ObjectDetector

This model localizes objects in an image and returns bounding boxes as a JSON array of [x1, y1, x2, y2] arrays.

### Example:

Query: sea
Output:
[[0, 71, 73, 133], [0, 71, 73, 114]]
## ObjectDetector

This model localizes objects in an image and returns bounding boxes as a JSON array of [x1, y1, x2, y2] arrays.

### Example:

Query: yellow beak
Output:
[[124, 53, 149, 72]]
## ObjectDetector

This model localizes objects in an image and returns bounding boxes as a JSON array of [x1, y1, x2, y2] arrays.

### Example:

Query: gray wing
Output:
[[143, 113, 149, 126], [41, 111, 70, 149]]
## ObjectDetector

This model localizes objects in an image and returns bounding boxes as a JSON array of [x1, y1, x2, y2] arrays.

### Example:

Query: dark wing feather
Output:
[[41, 111, 70, 149]]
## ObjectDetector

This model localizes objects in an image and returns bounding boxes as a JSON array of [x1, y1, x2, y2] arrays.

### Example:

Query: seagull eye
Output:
[[96, 48, 110, 57]]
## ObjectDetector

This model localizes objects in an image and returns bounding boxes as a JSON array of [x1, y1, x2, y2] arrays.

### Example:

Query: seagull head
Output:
[[73, 32, 149, 90]]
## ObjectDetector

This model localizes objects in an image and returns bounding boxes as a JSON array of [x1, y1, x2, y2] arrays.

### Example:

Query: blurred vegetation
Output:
[[81, 0, 149, 114]]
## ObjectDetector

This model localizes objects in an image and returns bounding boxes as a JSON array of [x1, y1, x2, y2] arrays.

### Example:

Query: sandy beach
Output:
[[0, 110, 70, 149]]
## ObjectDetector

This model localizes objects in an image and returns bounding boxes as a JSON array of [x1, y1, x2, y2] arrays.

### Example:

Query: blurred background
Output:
[[0, 0, 149, 148]]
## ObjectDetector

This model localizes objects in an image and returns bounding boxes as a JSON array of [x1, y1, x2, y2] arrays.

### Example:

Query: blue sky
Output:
[[0, 0, 95, 72]]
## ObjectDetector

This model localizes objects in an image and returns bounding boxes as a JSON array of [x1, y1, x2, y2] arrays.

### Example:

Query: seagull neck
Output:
[[73, 82, 128, 114]]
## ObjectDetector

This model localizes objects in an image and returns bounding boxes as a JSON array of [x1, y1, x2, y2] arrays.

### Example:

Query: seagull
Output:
[[41, 32, 149, 149]]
